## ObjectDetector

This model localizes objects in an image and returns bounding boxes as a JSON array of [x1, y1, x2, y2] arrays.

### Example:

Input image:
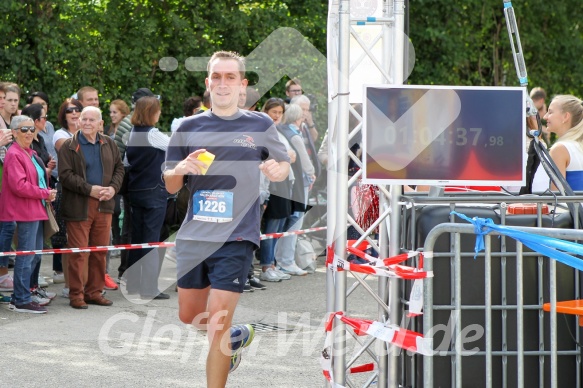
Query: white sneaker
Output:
[[278, 263, 308, 276], [61, 287, 69, 298], [33, 287, 56, 300], [31, 294, 51, 306], [52, 272, 65, 284], [38, 276, 49, 288], [259, 268, 283, 282], [0, 274, 14, 291], [272, 267, 291, 280]]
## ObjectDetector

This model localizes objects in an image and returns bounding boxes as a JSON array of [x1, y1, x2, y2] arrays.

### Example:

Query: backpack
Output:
[[295, 237, 317, 273]]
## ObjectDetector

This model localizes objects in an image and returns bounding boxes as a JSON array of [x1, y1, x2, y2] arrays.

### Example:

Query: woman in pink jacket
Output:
[[0, 115, 56, 314]]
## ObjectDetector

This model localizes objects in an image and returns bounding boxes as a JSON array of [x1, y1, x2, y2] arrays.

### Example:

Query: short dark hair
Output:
[[207, 51, 245, 79], [57, 98, 83, 129], [27, 91, 49, 106], [131, 96, 161, 126], [530, 87, 547, 101], [21, 103, 44, 121], [261, 97, 285, 114], [183, 96, 202, 117]]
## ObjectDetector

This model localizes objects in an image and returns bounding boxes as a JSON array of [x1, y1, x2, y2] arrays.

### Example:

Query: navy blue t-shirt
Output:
[[165, 109, 290, 247]]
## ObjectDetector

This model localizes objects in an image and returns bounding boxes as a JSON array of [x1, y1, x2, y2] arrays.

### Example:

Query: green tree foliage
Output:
[[0, 0, 326, 130], [407, 0, 583, 99], [2, 0, 582, 130]]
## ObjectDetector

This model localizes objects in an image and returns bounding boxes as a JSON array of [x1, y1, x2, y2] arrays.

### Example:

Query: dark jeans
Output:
[[126, 186, 167, 297], [118, 193, 131, 277], [13, 221, 43, 305], [112, 194, 122, 244], [0, 221, 15, 268], [52, 249, 63, 272]]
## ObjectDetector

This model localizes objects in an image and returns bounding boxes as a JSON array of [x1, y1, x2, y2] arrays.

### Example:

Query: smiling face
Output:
[[65, 104, 81, 131], [110, 105, 122, 125], [205, 58, 248, 116], [79, 109, 102, 143], [544, 100, 571, 137], [13, 119, 35, 149]]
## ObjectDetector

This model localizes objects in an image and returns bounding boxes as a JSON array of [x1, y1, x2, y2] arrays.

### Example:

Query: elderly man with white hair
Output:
[[58, 106, 124, 309]]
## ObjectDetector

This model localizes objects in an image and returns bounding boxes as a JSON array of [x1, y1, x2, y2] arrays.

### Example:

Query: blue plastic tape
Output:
[[452, 211, 583, 272]]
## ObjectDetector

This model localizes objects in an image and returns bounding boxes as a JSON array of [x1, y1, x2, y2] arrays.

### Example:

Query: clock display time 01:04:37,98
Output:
[[383, 126, 506, 148]]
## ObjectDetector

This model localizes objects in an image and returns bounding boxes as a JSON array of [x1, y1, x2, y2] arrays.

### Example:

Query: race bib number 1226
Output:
[[192, 190, 233, 223]]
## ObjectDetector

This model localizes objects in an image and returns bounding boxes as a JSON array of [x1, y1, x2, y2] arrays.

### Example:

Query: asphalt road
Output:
[[1, 239, 382, 388]]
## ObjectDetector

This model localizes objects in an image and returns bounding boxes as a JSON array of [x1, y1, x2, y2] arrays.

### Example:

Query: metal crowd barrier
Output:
[[399, 194, 583, 388]]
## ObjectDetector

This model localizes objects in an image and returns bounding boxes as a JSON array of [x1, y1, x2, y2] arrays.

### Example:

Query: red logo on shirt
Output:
[[233, 135, 257, 150]]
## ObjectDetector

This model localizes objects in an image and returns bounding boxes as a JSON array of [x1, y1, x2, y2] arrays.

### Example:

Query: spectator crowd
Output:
[[0, 78, 324, 314]]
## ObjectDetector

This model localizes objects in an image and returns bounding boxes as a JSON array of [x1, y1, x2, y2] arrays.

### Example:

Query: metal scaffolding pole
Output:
[[387, 1, 405, 386], [327, 0, 406, 386], [331, 0, 350, 385]]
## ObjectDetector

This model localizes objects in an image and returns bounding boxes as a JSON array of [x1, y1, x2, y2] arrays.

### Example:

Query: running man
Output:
[[163, 51, 290, 387]]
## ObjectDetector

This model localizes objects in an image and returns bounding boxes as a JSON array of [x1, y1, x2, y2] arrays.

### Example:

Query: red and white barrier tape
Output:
[[326, 241, 432, 280], [321, 312, 432, 386], [0, 226, 327, 257], [258, 226, 326, 240], [326, 241, 427, 315]]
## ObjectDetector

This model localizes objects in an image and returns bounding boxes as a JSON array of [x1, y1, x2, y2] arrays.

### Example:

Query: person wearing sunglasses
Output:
[[53, 98, 83, 153], [0, 115, 57, 314], [27, 92, 58, 176], [49, 98, 83, 298], [17, 104, 58, 296], [21, 103, 56, 180]]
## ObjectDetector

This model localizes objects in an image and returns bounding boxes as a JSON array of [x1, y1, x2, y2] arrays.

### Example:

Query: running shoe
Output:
[[229, 324, 255, 373], [104, 274, 119, 290]]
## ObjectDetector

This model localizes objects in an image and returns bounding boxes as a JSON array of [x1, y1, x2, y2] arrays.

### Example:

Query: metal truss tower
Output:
[[326, 0, 409, 386]]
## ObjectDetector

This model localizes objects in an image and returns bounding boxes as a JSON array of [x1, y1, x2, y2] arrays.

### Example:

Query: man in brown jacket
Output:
[[58, 106, 124, 309]]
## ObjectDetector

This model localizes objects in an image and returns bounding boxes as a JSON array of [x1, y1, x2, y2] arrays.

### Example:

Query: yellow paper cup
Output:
[[197, 151, 215, 175]]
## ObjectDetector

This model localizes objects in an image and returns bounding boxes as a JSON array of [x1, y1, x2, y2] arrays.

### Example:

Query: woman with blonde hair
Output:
[[533, 95, 583, 192], [533, 95, 583, 191]]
